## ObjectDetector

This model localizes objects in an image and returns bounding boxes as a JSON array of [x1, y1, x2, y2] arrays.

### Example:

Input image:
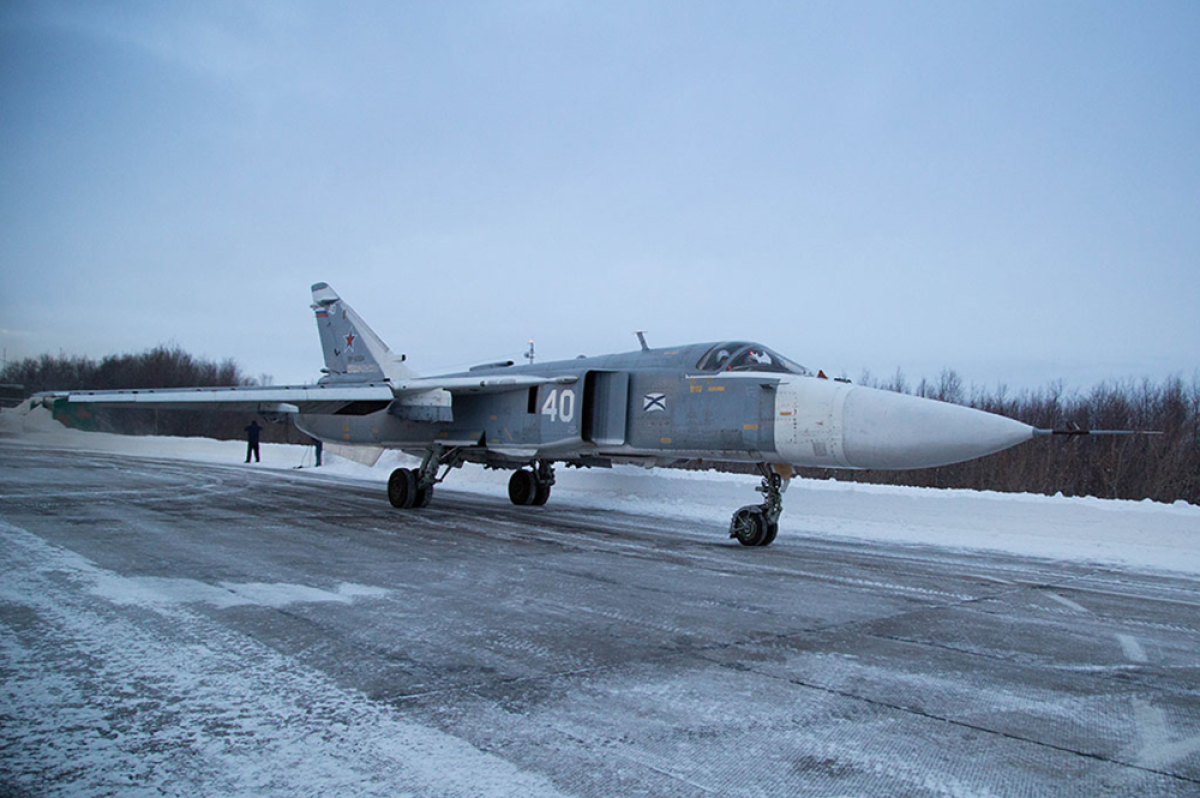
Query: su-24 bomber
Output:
[[39, 282, 1146, 547]]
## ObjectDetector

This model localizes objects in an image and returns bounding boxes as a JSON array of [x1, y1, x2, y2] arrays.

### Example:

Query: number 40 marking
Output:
[[541, 388, 576, 423]]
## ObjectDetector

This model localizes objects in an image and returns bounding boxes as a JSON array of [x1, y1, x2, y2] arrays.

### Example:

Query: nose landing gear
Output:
[[730, 467, 786, 547]]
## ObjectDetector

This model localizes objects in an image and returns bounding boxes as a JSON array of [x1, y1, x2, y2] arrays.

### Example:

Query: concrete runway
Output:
[[2, 440, 1199, 797]]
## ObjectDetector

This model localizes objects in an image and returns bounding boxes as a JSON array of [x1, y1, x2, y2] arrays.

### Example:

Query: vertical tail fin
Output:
[[311, 282, 416, 383]]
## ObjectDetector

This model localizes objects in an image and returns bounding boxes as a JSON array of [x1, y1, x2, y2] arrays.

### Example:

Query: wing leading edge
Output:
[[35, 383, 396, 415], [36, 374, 579, 415]]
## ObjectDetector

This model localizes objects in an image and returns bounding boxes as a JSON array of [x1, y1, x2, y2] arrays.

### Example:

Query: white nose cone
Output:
[[841, 387, 1034, 470]]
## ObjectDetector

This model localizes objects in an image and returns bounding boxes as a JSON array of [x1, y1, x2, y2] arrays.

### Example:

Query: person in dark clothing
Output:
[[245, 420, 262, 463]]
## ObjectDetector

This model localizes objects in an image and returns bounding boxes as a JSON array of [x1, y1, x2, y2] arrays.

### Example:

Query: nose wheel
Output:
[[730, 469, 784, 547]]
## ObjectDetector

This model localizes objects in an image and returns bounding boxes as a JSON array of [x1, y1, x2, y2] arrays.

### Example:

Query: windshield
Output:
[[696, 342, 810, 375]]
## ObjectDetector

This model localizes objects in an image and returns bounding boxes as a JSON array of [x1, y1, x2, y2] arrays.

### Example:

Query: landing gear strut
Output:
[[388, 446, 461, 509], [509, 461, 555, 506], [730, 466, 786, 547]]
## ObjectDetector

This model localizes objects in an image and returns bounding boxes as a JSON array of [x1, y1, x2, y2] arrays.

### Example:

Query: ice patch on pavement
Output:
[[1115, 633, 1149, 663], [1044, 592, 1090, 613], [1123, 698, 1200, 772], [90, 574, 389, 609]]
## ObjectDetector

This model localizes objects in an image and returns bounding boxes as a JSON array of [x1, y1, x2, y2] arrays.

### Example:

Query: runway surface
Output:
[[2, 440, 1199, 797]]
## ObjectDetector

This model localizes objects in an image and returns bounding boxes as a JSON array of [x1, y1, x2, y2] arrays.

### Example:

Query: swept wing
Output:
[[36, 374, 578, 415]]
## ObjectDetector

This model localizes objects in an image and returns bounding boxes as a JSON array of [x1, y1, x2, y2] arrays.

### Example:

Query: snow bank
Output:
[[6, 404, 1199, 576]]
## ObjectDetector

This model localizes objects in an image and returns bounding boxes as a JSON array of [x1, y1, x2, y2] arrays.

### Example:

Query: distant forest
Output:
[[4, 348, 1197, 505]]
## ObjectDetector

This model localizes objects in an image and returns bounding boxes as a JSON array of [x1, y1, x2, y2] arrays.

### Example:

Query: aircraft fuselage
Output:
[[295, 341, 1034, 473]]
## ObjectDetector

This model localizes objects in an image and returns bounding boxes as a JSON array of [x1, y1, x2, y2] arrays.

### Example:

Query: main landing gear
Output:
[[387, 452, 557, 511], [388, 447, 461, 509], [508, 461, 555, 506], [729, 466, 787, 547]]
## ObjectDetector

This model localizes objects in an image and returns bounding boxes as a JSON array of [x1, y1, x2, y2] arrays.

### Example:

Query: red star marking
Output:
[[345, 332, 356, 348]]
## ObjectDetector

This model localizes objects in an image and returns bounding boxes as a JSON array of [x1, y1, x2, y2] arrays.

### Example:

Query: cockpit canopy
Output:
[[695, 342, 811, 375]]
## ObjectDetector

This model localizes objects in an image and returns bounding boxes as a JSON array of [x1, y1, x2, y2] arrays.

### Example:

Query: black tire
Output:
[[532, 483, 551, 506], [388, 468, 417, 509], [731, 507, 767, 547], [508, 469, 537, 506], [415, 483, 433, 508], [760, 521, 779, 547]]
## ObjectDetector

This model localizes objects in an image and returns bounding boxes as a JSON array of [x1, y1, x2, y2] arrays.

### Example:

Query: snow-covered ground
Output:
[[4, 404, 1197, 575]]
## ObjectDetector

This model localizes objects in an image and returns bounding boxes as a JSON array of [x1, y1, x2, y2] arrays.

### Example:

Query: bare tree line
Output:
[[5, 349, 1197, 504]]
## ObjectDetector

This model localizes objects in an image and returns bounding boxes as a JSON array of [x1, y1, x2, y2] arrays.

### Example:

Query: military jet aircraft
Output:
[[40, 282, 1125, 547]]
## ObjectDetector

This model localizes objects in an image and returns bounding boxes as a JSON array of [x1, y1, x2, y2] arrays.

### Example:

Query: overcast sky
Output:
[[2, 1, 1197, 391]]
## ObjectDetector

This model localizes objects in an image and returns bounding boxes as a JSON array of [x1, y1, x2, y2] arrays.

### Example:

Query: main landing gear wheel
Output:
[[508, 469, 537, 506], [729, 468, 786, 547], [387, 446, 461, 511], [388, 468, 417, 509], [509, 461, 556, 506]]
